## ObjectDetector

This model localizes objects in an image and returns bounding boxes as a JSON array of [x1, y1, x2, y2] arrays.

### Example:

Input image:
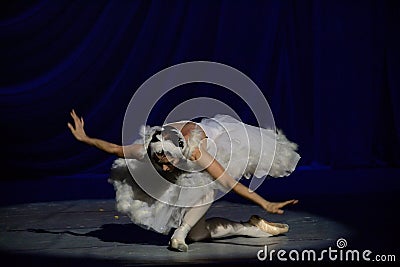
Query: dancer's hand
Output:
[[263, 199, 298, 214], [68, 109, 88, 142]]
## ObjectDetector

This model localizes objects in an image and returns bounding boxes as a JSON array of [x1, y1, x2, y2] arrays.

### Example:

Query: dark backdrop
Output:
[[1, 0, 399, 181]]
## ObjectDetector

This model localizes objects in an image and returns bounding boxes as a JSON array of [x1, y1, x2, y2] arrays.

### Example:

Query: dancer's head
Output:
[[146, 125, 186, 173]]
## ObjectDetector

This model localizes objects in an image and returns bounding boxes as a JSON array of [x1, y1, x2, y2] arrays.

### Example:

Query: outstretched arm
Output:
[[67, 109, 144, 159], [191, 143, 298, 214]]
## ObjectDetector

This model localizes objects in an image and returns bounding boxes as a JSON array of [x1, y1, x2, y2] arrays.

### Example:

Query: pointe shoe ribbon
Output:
[[248, 215, 289, 236]]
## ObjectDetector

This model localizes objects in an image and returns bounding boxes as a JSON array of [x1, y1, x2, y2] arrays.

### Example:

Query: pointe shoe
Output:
[[248, 215, 289, 236], [169, 238, 189, 252]]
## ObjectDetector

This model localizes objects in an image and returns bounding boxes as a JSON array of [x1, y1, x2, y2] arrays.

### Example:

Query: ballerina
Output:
[[68, 109, 300, 252]]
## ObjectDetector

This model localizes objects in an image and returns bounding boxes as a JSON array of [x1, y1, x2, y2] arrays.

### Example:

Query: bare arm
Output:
[[67, 109, 144, 159], [190, 142, 298, 214]]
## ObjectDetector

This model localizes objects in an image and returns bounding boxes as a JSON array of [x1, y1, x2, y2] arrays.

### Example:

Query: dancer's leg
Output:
[[206, 216, 289, 239], [170, 190, 289, 251], [171, 201, 213, 241], [187, 214, 211, 242], [169, 190, 214, 251], [188, 216, 289, 241]]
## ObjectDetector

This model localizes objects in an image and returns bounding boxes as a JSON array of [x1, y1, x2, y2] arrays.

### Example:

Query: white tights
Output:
[[171, 191, 272, 243]]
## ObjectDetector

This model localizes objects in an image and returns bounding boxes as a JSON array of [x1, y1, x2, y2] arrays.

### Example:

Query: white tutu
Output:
[[108, 115, 300, 235], [198, 114, 300, 179]]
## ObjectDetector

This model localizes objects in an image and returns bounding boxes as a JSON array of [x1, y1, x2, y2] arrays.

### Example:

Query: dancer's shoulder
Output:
[[181, 121, 206, 139]]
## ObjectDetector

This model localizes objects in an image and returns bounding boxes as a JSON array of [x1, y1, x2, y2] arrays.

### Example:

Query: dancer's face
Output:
[[154, 151, 179, 172]]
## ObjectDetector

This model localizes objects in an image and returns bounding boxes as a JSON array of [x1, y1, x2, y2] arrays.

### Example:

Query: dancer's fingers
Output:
[[71, 109, 79, 120], [72, 111, 81, 125], [67, 122, 74, 131], [278, 199, 297, 209], [284, 199, 298, 206]]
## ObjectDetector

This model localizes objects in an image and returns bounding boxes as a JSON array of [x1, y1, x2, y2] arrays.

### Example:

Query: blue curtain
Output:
[[1, 0, 399, 180]]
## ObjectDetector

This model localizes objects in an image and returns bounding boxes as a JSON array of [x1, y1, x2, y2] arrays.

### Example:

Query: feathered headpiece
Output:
[[140, 124, 203, 161], [141, 125, 186, 160]]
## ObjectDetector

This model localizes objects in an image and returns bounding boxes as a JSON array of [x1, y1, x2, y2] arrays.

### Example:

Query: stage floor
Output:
[[2, 168, 400, 266], [0, 199, 355, 266]]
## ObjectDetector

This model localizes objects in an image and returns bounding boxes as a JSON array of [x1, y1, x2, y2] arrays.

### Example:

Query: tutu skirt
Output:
[[108, 115, 300, 234]]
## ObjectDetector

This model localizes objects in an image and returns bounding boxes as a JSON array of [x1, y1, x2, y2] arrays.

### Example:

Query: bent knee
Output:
[[187, 228, 211, 242]]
